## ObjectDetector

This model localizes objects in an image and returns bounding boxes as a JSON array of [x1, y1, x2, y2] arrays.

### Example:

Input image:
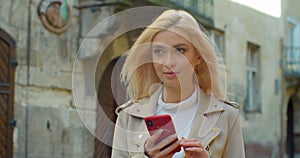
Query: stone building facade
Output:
[[1, 0, 94, 157], [215, 1, 283, 157], [0, 0, 299, 158], [281, 0, 300, 157]]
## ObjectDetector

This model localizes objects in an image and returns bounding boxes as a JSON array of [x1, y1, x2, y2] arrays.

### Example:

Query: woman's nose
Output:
[[164, 53, 176, 68]]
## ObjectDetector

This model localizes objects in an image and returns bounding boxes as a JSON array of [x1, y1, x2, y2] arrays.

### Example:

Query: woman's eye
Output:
[[153, 48, 164, 55], [175, 48, 185, 53]]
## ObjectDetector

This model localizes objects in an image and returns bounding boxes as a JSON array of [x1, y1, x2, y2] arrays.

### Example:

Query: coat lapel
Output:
[[188, 89, 224, 148], [123, 83, 163, 118], [124, 84, 162, 150]]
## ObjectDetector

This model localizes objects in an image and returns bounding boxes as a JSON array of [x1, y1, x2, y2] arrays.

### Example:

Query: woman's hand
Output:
[[144, 129, 181, 158], [180, 138, 207, 158]]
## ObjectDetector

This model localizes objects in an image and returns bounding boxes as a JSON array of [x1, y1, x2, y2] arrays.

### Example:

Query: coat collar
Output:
[[127, 84, 226, 148], [123, 84, 162, 117], [124, 84, 224, 118]]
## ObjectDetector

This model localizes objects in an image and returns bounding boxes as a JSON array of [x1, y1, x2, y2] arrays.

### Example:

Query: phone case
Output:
[[144, 114, 181, 153]]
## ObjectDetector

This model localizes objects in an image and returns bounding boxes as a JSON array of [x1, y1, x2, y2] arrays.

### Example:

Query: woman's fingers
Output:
[[180, 140, 202, 148], [146, 129, 164, 146], [156, 133, 178, 150], [185, 147, 207, 158], [145, 129, 163, 156], [145, 130, 180, 157], [155, 140, 180, 158], [181, 138, 207, 158]]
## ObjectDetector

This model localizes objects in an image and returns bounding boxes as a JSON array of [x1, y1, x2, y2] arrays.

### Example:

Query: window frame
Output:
[[245, 42, 261, 113], [209, 29, 225, 58]]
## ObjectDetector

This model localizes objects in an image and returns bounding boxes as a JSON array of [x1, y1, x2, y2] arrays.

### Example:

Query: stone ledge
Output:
[[14, 84, 72, 108], [16, 66, 73, 90]]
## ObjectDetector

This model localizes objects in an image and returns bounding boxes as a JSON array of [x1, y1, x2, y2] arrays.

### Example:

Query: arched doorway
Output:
[[94, 57, 126, 158], [287, 97, 294, 158], [0, 28, 17, 158], [287, 95, 300, 158]]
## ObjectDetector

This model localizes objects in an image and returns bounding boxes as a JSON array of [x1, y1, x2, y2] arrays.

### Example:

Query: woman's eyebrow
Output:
[[172, 43, 188, 47], [152, 43, 166, 48], [152, 43, 188, 48]]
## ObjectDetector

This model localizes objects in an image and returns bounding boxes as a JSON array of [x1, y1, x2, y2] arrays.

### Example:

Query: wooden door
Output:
[[0, 28, 17, 158]]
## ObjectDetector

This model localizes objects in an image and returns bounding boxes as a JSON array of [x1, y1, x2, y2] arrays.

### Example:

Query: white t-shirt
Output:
[[155, 87, 199, 158]]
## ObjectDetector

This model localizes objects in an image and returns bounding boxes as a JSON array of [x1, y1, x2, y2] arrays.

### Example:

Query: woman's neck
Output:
[[162, 83, 195, 103]]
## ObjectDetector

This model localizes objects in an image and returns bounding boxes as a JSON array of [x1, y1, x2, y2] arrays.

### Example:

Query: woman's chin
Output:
[[162, 80, 181, 88]]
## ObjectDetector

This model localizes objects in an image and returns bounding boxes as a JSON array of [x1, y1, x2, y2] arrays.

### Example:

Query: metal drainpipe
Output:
[[25, 0, 32, 157], [280, 38, 285, 158]]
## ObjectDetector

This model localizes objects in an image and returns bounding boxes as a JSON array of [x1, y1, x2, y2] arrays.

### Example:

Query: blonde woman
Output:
[[111, 9, 245, 158]]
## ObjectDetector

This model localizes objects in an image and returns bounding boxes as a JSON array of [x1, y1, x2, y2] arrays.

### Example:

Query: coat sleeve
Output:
[[222, 112, 245, 158], [111, 111, 129, 158]]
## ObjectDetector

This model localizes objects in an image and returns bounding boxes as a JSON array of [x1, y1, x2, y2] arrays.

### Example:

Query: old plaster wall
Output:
[[215, 0, 283, 157], [282, 0, 300, 156], [0, 0, 96, 157]]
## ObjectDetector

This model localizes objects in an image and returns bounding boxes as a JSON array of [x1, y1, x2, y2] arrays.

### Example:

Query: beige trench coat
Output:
[[111, 86, 245, 158]]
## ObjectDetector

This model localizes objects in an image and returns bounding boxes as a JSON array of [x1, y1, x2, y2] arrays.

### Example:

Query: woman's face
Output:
[[151, 27, 200, 88]]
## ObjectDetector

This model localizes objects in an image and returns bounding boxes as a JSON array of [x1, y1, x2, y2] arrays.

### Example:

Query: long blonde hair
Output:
[[121, 9, 226, 101]]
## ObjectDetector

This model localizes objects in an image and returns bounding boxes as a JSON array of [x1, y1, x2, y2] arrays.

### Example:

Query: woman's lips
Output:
[[163, 71, 177, 78]]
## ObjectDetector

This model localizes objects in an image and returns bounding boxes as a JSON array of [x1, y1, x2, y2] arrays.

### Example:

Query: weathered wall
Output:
[[284, 0, 300, 22], [0, 0, 96, 157], [215, 0, 283, 157], [0, 1, 157, 157], [282, 0, 300, 157], [1, 0, 296, 157]]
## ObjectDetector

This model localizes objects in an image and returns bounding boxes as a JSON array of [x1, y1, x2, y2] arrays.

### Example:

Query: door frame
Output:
[[0, 28, 17, 158], [287, 97, 294, 158]]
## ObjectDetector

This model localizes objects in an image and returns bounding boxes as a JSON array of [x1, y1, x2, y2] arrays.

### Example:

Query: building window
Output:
[[210, 29, 225, 58], [245, 42, 261, 112], [286, 16, 300, 47], [285, 17, 300, 76], [287, 21, 295, 47]]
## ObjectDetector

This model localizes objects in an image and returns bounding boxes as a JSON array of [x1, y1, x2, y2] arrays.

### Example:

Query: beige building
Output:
[[215, 1, 300, 157], [0, 0, 298, 158], [215, 0, 284, 157], [281, 0, 300, 157]]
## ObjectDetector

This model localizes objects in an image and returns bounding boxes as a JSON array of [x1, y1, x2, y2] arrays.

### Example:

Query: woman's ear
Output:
[[196, 56, 202, 65]]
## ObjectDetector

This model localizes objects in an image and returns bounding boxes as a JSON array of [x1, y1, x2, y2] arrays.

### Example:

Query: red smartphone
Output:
[[144, 114, 181, 153]]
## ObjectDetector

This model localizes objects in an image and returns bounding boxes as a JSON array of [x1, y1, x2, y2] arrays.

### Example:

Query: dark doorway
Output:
[[94, 57, 126, 158], [287, 98, 294, 158], [0, 28, 17, 158]]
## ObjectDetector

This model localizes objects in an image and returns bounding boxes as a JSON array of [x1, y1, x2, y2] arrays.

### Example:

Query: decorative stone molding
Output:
[[37, 0, 71, 35]]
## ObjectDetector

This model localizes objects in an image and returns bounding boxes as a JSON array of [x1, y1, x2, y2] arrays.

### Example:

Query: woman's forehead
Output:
[[152, 27, 192, 46]]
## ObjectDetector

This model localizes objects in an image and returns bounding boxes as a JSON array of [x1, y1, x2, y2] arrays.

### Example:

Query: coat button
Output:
[[136, 108, 140, 112], [129, 152, 134, 157], [138, 144, 142, 149], [138, 134, 143, 139], [212, 128, 217, 133]]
